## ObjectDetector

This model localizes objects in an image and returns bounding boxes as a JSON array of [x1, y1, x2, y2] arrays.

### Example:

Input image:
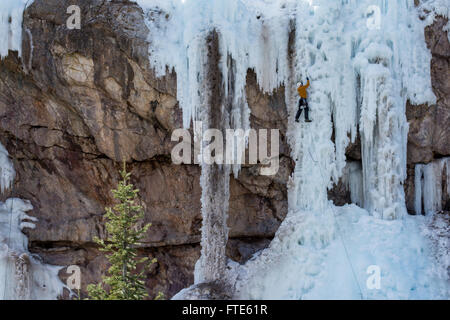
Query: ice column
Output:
[[193, 32, 232, 284], [415, 158, 450, 215], [357, 61, 408, 220], [0, 0, 32, 59]]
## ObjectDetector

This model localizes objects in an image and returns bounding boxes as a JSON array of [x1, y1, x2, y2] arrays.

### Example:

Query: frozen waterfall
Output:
[[0, 0, 447, 300], [138, 0, 448, 299]]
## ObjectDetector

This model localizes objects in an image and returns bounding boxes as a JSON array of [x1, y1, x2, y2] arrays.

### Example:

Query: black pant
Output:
[[295, 98, 310, 122]]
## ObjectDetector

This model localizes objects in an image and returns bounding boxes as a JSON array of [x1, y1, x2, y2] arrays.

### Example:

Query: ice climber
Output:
[[295, 77, 312, 123]]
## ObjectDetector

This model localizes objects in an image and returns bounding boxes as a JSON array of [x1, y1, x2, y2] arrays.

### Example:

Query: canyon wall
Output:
[[0, 0, 448, 298]]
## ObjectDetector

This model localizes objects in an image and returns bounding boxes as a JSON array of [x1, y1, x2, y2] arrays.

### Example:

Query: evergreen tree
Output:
[[87, 163, 155, 300]]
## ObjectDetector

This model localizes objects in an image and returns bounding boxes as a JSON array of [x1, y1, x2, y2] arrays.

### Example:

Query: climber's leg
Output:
[[305, 101, 312, 122], [295, 100, 303, 122]]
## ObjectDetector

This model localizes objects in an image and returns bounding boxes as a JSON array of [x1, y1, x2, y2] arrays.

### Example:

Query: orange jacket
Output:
[[297, 80, 310, 99]]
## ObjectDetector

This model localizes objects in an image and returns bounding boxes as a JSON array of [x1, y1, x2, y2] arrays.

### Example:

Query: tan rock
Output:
[[61, 54, 95, 87], [103, 77, 123, 102]]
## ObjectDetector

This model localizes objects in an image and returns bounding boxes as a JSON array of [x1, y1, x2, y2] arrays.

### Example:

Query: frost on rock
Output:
[[0, 0, 33, 59], [415, 158, 450, 215], [136, 0, 446, 299], [0, 143, 64, 300], [419, 0, 450, 41]]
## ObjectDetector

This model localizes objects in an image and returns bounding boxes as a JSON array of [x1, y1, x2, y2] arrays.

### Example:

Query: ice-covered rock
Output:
[[0, 142, 65, 300]]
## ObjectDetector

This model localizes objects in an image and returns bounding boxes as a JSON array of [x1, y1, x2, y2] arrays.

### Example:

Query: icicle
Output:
[[414, 158, 450, 215], [0, 143, 15, 194], [343, 161, 364, 207], [0, 0, 33, 59], [415, 164, 424, 215], [357, 62, 408, 220]]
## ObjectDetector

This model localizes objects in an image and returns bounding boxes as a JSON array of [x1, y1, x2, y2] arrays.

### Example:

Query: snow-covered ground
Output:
[[230, 205, 448, 299], [419, 0, 450, 40]]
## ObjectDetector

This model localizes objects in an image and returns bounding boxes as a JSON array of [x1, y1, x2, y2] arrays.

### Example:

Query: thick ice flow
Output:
[[136, 0, 447, 299], [419, 0, 450, 40], [415, 158, 450, 215], [0, 0, 32, 59]]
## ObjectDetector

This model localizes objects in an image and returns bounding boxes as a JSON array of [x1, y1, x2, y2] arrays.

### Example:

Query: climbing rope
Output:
[[306, 146, 365, 300]]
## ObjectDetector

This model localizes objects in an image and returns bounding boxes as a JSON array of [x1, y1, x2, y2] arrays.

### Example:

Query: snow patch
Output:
[[419, 0, 450, 41]]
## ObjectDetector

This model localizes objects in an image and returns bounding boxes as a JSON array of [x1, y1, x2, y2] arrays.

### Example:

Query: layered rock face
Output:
[[0, 0, 448, 298]]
